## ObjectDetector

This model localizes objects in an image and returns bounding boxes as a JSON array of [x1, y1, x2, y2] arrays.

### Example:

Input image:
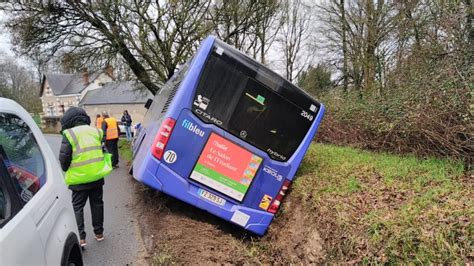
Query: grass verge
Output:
[[292, 143, 472, 264], [118, 139, 132, 163], [131, 141, 472, 264]]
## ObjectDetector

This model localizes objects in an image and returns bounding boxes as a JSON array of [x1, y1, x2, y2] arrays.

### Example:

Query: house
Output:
[[39, 66, 115, 131], [79, 80, 154, 126]]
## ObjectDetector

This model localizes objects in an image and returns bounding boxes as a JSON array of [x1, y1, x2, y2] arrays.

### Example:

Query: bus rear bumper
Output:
[[135, 156, 274, 236]]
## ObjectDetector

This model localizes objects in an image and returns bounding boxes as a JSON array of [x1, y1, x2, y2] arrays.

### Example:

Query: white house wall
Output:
[[40, 80, 81, 117], [41, 72, 114, 118]]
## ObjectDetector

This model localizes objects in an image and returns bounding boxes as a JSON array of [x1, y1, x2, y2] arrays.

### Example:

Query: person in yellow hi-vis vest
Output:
[[101, 112, 120, 168], [59, 107, 112, 248]]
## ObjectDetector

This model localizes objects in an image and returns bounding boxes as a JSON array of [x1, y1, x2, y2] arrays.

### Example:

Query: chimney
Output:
[[104, 65, 114, 80], [82, 68, 89, 85]]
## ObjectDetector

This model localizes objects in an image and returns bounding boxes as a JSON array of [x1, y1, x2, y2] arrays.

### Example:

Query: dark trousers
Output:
[[72, 186, 104, 240], [105, 138, 119, 167]]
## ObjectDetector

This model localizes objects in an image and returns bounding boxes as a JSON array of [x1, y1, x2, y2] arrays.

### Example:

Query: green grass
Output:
[[118, 139, 132, 163], [292, 143, 471, 264]]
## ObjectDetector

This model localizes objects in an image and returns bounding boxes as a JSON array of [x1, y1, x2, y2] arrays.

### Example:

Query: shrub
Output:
[[309, 55, 472, 170]]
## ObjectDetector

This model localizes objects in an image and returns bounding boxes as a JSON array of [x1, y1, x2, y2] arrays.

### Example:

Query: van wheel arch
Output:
[[61, 233, 83, 266]]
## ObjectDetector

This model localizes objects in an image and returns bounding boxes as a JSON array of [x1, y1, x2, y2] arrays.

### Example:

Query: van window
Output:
[[0, 150, 23, 228], [0, 113, 46, 204], [0, 182, 7, 225]]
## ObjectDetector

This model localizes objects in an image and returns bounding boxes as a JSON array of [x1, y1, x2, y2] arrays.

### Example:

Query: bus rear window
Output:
[[192, 52, 314, 161]]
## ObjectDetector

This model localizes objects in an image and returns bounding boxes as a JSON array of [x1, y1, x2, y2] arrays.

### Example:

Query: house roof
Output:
[[79, 81, 153, 105], [40, 71, 105, 96]]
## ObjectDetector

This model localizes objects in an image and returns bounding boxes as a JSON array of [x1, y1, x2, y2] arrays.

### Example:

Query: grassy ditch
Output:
[[130, 141, 472, 264], [118, 139, 132, 163], [292, 143, 472, 264]]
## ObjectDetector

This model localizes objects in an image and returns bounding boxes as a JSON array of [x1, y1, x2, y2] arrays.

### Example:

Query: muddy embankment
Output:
[[133, 182, 325, 265]]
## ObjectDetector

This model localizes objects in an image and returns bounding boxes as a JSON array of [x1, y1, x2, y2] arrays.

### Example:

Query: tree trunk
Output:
[[260, 31, 266, 65], [466, 0, 473, 44], [340, 0, 349, 92], [85, 12, 162, 95], [364, 0, 377, 92], [403, 3, 421, 53]]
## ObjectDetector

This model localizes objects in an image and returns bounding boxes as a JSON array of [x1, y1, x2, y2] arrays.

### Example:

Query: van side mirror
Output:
[[144, 99, 153, 109]]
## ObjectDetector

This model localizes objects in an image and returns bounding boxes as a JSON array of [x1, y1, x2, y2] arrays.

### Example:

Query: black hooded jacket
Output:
[[59, 107, 104, 190]]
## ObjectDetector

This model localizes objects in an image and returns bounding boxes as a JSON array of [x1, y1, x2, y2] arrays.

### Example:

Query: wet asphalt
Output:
[[45, 135, 141, 265]]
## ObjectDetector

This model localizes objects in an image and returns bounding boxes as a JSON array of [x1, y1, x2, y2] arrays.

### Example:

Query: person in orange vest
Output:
[[95, 114, 104, 128], [101, 112, 120, 168]]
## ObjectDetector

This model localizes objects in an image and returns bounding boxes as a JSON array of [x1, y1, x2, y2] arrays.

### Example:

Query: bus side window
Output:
[[192, 54, 247, 125], [142, 58, 193, 125]]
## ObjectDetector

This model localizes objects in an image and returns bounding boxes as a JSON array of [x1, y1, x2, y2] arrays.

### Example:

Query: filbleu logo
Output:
[[181, 119, 205, 137]]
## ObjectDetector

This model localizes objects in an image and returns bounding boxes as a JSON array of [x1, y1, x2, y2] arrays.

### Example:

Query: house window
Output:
[[65, 101, 72, 112], [45, 87, 53, 96], [47, 103, 54, 116]]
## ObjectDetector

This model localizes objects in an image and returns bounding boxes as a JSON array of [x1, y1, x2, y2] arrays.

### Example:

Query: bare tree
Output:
[[0, 58, 41, 112], [210, 0, 282, 64], [340, 0, 349, 92], [317, 0, 395, 94], [251, 0, 283, 64], [2, 1, 285, 94], [278, 0, 312, 82], [2, 1, 212, 95]]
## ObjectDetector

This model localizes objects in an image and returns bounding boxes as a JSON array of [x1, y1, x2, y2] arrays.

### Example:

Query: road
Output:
[[45, 135, 142, 265]]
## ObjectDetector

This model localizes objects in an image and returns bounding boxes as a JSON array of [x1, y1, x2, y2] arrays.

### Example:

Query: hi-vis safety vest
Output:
[[104, 117, 119, 140], [63, 125, 112, 185], [96, 116, 104, 128]]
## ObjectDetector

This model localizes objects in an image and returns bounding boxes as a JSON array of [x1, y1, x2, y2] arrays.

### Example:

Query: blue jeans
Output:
[[125, 126, 132, 141]]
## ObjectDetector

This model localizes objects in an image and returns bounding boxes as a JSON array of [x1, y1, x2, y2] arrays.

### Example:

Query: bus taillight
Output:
[[268, 179, 291, 214], [151, 117, 176, 159]]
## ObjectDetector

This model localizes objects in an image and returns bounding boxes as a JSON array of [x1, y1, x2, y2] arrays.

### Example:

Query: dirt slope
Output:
[[133, 183, 325, 265]]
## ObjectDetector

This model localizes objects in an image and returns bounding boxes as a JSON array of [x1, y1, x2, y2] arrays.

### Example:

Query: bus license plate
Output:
[[199, 189, 226, 206]]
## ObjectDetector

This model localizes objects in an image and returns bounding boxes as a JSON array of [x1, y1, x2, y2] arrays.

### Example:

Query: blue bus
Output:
[[131, 36, 325, 235]]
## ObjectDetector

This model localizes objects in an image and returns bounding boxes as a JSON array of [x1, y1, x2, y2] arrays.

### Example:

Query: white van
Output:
[[0, 98, 83, 265]]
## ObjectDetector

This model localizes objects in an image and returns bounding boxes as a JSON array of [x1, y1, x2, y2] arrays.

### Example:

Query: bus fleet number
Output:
[[300, 110, 314, 121]]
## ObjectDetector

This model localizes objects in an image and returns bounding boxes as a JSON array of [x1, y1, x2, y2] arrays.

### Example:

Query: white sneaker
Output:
[[95, 234, 105, 242]]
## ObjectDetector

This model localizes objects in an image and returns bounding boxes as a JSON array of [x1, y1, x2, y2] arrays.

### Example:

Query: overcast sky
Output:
[[0, 10, 13, 56], [0, 34, 11, 55], [0, 10, 38, 71], [0, 10, 32, 67], [0, 26, 32, 68]]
